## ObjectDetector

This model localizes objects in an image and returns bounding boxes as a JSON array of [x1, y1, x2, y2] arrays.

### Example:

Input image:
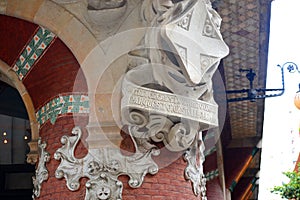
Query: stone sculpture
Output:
[[53, 0, 228, 199], [32, 138, 50, 199]]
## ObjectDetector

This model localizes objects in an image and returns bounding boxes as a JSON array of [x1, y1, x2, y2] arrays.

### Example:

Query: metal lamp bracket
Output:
[[226, 62, 300, 102]]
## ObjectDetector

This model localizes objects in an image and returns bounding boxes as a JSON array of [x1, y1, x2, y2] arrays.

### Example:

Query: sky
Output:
[[259, 0, 300, 199]]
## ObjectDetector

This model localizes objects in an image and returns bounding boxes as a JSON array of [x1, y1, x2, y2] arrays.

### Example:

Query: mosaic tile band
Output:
[[205, 169, 219, 181], [204, 146, 217, 157], [36, 94, 89, 126], [12, 27, 56, 80]]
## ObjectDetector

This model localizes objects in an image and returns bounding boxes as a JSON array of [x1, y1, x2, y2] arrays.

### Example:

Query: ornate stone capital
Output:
[[27, 139, 39, 164], [53, 0, 228, 198], [121, 68, 218, 152]]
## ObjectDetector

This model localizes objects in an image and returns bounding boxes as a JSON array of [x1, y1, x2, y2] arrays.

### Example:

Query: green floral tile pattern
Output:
[[204, 146, 217, 157], [205, 169, 219, 181], [12, 27, 55, 80], [36, 94, 89, 126], [203, 131, 215, 141]]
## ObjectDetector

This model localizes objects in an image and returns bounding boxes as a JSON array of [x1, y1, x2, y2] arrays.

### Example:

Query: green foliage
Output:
[[271, 164, 300, 200]]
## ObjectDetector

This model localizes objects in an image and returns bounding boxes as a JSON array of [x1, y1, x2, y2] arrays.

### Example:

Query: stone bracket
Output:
[[54, 126, 159, 199], [121, 65, 211, 198]]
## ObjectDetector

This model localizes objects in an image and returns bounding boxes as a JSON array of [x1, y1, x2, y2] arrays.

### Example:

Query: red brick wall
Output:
[[23, 39, 88, 109], [38, 117, 210, 200], [0, 14, 226, 200], [38, 115, 88, 200], [204, 152, 225, 200], [206, 178, 224, 199], [0, 15, 38, 66], [122, 156, 200, 200]]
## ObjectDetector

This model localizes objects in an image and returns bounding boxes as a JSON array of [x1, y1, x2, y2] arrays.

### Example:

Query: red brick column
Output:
[[38, 115, 88, 200], [39, 120, 204, 200], [122, 153, 200, 200]]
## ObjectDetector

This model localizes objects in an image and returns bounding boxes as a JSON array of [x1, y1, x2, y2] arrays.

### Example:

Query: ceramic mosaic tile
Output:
[[12, 27, 56, 80], [36, 94, 89, 126], [203, 131, 215, 141], [205, 169, 219, 181], [204, 146, 217, 157]]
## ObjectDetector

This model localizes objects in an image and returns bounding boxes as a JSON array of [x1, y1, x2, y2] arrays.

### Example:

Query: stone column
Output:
[[31, 0, 229, 199]]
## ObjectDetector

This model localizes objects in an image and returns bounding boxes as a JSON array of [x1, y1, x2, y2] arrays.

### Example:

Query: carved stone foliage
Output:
[[121, 56, 214, 198], [32, 138, 50, 199], [121, 64, 218, 150], [184, 133, 207, 199], [51, 0, 228, 198], [121, 0, 229, 198], [54, 126, 159, 199]]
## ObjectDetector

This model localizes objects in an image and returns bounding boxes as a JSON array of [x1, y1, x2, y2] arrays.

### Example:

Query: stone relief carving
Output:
[[52, 0, 127, 9], [53, 0, 228, 198], [121, 68, 219, 152], [54, 126, 159, 199], [32, 138, 50, 199], [184, 133, 207, 199], [87, 0, 127, 10], [121, 0, 229, 198], [50, 0, 137, 40], [85, 0, 129, 27]]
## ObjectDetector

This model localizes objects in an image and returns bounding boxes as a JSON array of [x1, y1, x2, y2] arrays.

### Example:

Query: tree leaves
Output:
[[271, 164, 300, 200]]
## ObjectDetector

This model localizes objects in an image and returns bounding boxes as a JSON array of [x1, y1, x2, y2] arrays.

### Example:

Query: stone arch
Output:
[[1, 0, 147, 127], [1, 0, 102, 123], [0, 59, 39, 164], [2, 0, 98, 65], [1, 0, 95, 163]]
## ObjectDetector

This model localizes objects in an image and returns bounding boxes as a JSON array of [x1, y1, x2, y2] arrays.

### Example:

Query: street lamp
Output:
[[225, 62, 300, 106], [226, 65, 284, 102], [280, 62, 300, 110], [294, 84, 300, 109]]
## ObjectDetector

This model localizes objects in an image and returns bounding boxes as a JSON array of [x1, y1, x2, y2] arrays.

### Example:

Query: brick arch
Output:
[[0, 2, 92, 162], [1, 0, 101, 123], [0, 10, 91, 200], [0, 59, 39, 164], [2, 0, 98, 65], [0, 13, 89, 115]]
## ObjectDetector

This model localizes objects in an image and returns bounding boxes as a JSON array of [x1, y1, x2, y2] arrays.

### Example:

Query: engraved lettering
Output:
[[126, 87, 217, 126]]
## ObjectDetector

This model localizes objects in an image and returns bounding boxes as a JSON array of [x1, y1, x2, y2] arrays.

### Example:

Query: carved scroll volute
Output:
[[54, 127, 83, 191], [51, 0, 228, 198], [121, 66, 218, 152], [124, 109, 198, 152], [121, 0, 228, 198], [54, 126, 159, 199], [32, 138, 50, 199]]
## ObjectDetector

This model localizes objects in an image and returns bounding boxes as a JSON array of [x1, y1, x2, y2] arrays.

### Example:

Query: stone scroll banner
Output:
[[122, 81, 218, 128]]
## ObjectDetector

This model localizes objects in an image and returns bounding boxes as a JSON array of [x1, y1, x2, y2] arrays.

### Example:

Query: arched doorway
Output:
[[0, 79, 34, 200]]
